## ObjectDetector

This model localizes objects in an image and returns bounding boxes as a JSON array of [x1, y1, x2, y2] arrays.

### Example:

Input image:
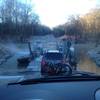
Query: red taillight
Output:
[[61, 59, 65, 64], [41, 59, 46, 66]]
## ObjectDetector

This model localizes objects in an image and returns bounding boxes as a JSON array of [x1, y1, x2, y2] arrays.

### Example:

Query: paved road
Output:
[[0, 54, 43, 85]]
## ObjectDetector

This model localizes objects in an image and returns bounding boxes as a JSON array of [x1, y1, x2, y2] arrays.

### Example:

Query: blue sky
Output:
[[31, 0, 100, 28]]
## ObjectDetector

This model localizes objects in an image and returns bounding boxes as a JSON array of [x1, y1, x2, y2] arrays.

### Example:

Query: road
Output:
[[0, 54, 43, 85]]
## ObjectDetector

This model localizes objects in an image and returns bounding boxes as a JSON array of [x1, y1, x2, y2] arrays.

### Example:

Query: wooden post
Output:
[[28, 42, 33, 58]]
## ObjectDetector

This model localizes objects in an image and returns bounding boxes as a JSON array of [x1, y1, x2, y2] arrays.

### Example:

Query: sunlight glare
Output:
[[32, 0, 97, 27]]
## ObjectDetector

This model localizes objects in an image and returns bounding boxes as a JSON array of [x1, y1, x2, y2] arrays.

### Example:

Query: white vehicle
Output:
[[47, 50, 60, 53]]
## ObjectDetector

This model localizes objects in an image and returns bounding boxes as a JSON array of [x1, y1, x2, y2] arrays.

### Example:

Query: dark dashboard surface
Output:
[[0, 81, 100, 100]]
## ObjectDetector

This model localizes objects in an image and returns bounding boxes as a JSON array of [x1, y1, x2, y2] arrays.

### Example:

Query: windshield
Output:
[[0, 0, 100, 84]]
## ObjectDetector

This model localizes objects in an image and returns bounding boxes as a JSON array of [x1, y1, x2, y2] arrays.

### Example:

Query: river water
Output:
[[78, 55, 100, 74], [0, 39, 100, 75], [76, 44, 100, 75], [0, 36, 100, 84]]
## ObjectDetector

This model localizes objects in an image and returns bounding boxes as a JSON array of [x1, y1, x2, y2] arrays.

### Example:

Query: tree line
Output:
[[52, 8, 100, 44], [0, 0, 100, 44], [0, 0, 52, 42]]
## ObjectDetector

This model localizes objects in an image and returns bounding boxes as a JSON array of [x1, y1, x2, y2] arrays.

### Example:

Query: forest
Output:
[[0, 0, 100, 44]]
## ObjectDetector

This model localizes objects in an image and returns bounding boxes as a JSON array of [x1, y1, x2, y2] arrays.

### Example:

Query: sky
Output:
[[31, 0, 100, 28]]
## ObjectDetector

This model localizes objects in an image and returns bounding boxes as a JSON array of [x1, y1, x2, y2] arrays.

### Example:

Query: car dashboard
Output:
[[0, 80, 100, 100]]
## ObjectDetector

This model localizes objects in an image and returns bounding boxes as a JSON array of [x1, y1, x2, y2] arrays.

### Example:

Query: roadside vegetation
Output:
[[0, 0, 52, 43], [53, 8, 100, 46]]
